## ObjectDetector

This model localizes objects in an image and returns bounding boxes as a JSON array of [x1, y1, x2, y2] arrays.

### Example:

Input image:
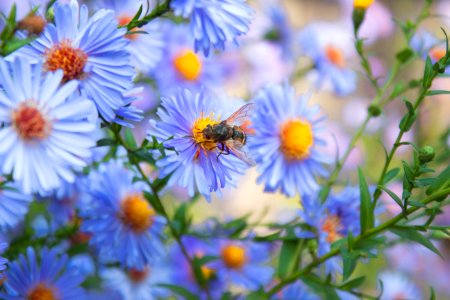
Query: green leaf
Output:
[[382, 168, 400, 184], [426, 165, 450, 195], [396, 48, 414, 64], [124, 128, 138, 151], [96, 138, 115, 147], [377, 185, 403, 210], [430, 287, 436, 300], [158, 284, 198, 300], [427, 90, 450, 96], [277, 238, 303, 279], [172, 202, 192, 235], [302, 274, 340, 300], [340, 247, 358, 281], [339, 276, 366, 290], [143, 191, 164, 215], [408, 200, 426, 208], [390, 227, 443, 258], [423, 56, 433, 88], [358, 168, 374, 234]]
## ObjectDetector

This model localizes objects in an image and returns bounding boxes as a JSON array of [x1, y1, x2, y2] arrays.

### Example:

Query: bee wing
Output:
[[224, 103, 256, 126], [225, 140, 256, 166]]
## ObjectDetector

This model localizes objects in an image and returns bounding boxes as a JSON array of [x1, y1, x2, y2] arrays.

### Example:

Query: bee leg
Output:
[[216, 144, 230, 162]]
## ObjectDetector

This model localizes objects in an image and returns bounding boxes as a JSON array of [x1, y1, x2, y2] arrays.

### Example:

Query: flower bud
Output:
[[354, 0, 375, 9], [418, 146, 435, 164], [17, 15, 47, 35]]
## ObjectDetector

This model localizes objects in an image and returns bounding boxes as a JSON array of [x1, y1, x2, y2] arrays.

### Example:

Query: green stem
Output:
[[267, 187, 450, 297], [319, 61, 400, 203], [114, 129, 213, 300], [126, 0, 172, 31]]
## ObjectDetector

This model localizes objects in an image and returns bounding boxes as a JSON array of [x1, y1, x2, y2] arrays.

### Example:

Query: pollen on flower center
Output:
[[45, 41, 87, 82], [430, 47, 446, 62], [120, 193, 155, 233], [128, 267, 149, 283], [12, 102, 51, 141], [279, 119, 313, 161], [221, 244, 247, 269], [117, 15, 138, 41], [325, 45, 345, 68], [27, 283, 56, 300], [192, 114, 220, 151], [173, 50, 202, 81], [322, 215, 343, 243]]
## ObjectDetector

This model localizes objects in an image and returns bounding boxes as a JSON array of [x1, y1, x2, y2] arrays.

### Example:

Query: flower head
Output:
[[154, 23, 224, 95], [278, 280, 319, 300], [299, 23, 357, 96], [0, 57, 97, 194], [0, 243, 7, 278], [9, 0, 138, 123], [171, 0, 254, 56], [410, 30, 448, 65], [79, 160, 166, 269], [148, 88, 247, 200], [0, 247, 86, 299], [353, 0, 375, 9], [209, 240, 273, 291], [378, 271, 422, 300], [248, 83, 330, 197], [0, 183, 32, 231]]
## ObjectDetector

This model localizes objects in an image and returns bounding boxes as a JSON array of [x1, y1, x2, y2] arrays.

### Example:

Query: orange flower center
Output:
[[45, 41, 87, 82], [173, 50, 202, 81], [128, 267, 149, 283], [322, 215, 343, 243], [325, 45, 345, 68], [120, 193, 155, 233], [192, 114, 220, 152], [221, 244, 246, 269], [430, 47, 446, 62], [27, 284, 56, 300], [279, 119, 313, 161], [12, 102, 51, 141]]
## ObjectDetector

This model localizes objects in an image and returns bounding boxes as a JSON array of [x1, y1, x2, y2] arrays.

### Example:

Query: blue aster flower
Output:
[[0, 57, 97, 194], [148, 88, 247, 200], [209, 240, 273, 291], [299, 23, 357, 96], [99, 0, 164, 73], [8, 0, 138, 123], [0, 242, 7, 278], [79, 160, 166, 269], [167, 236, 225, 299], [100, 265, 169, 300], [154, 23, 224, 95], [297, 187, 362, 274], [0, 183, 32, 231], [171, 0, 254, 56], [378, 271, 422, 300], [248, 83, 330, 197], [276, 280, 319, 300], [410, 30, 447, 64], [0, 247, 86, 299], [262, 2, 295, 60]]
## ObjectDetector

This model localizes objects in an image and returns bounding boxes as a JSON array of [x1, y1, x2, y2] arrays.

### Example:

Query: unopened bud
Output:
[[17, 15, 47, 35], [418, 146, 435, 164]]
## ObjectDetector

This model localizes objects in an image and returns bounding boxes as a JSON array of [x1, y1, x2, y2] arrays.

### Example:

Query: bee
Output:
[[202, 103, 256, 165]]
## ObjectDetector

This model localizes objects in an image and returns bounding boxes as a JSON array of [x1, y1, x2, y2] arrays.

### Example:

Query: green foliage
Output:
[[358, 168, 374, 234]]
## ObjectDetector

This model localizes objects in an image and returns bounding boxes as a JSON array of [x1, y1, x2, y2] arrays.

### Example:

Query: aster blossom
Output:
[[0, 243, 7, 278], [9, 0, 138, 123], [0, 57, 97, 194], [0, 247, 86, 299], [171, 0, 254, 56], [248, 83, 330, 197], [148, 88, 247, 200], [0, 182, 32, 231], [79, 160, 166, 269]]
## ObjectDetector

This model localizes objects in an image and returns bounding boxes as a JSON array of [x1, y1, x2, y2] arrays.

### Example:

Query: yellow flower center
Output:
[[322, 215, 343, 243], [12, 101, 51, 141], [192, 114, 220, 152], [28, 284, 56, 300], [430, 47, 446, 62], [45, 40, 87, 82], [201, 265, 215, 280], [120, 193, 155, 233], [325, 45, 345, 68], [279, 119, 313, 161], [221, 244, 246, 269], [173, 50, 202, 81], [353, 0, 375, 9]]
